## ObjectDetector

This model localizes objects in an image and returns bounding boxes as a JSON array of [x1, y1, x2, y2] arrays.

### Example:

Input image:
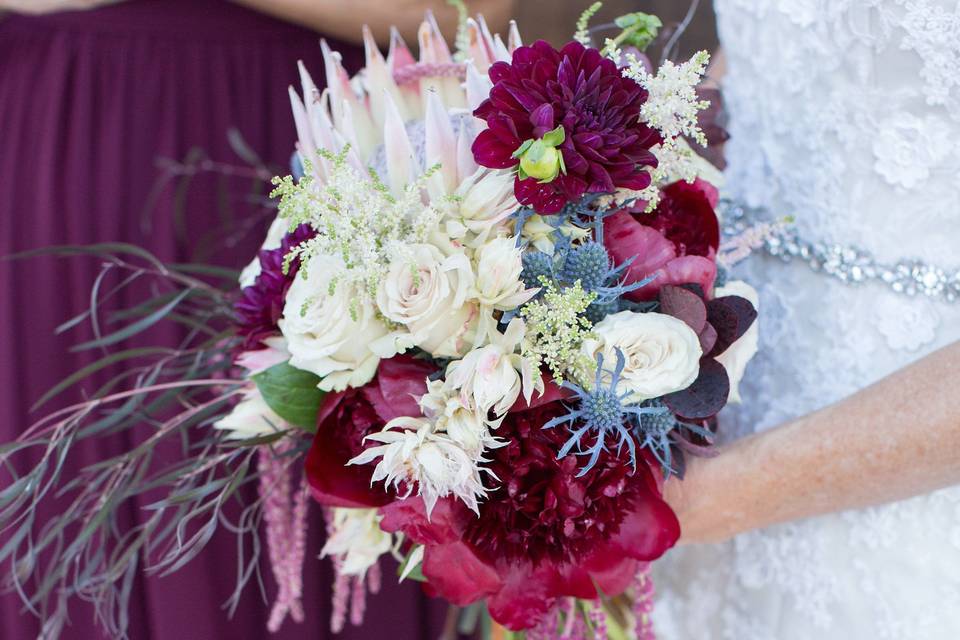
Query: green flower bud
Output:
[[513, 125, 567, 183]]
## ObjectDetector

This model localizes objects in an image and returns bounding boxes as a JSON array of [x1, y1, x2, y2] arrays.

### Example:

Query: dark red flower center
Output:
[[464, 405, 644, 565]]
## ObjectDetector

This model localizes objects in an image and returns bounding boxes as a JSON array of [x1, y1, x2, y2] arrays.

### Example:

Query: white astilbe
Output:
[[348, 419, 492, 516], [320, 508, 392, 577], [608, 51, 712, 211], [271, 150, 443, 306], [625, 50, 710, 147]]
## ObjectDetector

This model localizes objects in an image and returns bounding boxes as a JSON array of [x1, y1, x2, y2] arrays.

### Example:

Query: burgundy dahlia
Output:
[[605, 178, 720, 301], [234, 224, 315, 350], [472, 40, 661, 214], [305, 355, 436, 509], [379, 401, 679, 630]]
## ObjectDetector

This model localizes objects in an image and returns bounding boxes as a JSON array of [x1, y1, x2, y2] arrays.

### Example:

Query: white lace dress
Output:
[[653, 1, 960, 638]]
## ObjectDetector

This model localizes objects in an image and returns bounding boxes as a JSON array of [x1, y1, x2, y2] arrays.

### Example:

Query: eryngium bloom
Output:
[[472, 40, 661, 214]]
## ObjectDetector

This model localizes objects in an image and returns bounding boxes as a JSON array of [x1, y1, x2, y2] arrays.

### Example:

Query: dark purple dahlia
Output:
[[472, 40, 661, 214], [234, 224, 315, 350]]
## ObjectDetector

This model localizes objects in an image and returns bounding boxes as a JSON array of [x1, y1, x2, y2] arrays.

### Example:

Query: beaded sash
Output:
[[719, 200, 960, 303]]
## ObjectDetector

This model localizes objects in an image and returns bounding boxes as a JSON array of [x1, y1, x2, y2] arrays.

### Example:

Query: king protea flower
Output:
[[288, 14, 522, 198]]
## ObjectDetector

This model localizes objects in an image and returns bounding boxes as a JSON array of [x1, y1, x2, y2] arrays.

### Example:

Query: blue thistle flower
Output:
[[631, 399, 716, 478], [584, 299, 620, 324], [521, 251, 557, 290], [561, 241, 610, 291], [543, 350, 667, 476]]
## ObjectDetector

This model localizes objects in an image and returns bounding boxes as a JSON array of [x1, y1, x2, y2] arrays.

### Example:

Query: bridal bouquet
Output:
[[3, 5, 759, 639]]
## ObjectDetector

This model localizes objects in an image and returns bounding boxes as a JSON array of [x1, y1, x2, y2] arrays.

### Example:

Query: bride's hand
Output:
[[663, 453, 744, 546], [663, 341, 960, 546], [0, 0, 122, 13]]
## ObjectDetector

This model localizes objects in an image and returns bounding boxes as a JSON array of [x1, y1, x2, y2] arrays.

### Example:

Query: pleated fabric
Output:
[[0, 2, 445, 638]]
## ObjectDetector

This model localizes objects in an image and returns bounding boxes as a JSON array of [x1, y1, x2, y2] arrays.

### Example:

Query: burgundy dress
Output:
[[0, 2, 443, 638]]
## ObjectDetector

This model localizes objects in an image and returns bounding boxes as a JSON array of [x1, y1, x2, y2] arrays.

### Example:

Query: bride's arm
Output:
[[666, 340, 960, 544]]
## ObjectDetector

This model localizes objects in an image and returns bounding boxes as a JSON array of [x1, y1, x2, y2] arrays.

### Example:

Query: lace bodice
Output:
[[653, 2, 960, 638]]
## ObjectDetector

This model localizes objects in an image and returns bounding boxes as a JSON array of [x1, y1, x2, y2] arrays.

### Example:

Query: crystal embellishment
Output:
[[720, 200, 960, 303]]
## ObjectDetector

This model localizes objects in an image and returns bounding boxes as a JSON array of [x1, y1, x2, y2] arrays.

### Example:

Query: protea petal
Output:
[[387, 26, 422, 115], [288, 86, 321, 178], [465, 18, 494, 72], [466, 62, 494, 113], [425, 91, 459, 194], [363, 25, 410, 128], [456, 125, 479, 184], [507, 20, 522, 53], [418, 14, 465, 109], [491, 34, 511, 63], [337, 99, 372, 171], [383, 90, 416, 195]]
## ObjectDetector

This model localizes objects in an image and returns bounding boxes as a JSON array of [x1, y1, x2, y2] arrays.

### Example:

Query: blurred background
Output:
[[519, 0, 717, 53]]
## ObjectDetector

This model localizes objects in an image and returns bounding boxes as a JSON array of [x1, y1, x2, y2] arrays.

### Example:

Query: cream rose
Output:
[[279, 256, 387, 392], [373, 244, 477, 359], [584, 310, 702, 402], [714, 280, 760, 403]]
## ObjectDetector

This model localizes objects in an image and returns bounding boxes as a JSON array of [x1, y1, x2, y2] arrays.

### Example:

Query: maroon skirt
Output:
[[0, 2, 443, 638]]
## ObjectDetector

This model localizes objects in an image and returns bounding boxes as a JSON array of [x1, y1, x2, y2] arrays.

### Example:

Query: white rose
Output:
[[584, 310, 702, 403], [320, 508, 391, 577], [239, 215, 289, 288], [279, 255, 387, 392], [373, 244, 477, 359], [473, 236, 538, 310], [714, 280, 760, 403], [214, 387, 283, 439]]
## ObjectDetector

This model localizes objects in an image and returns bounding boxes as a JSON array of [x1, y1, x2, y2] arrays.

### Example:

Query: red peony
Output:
[[472, 40, 661, 214], [304, 355, 436, 508], [378, 400, 679, 630], [605, 178, 720, 301]]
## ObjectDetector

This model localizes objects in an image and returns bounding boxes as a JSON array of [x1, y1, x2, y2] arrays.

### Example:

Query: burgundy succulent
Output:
[[379, 400, 679, 631], [234, 224, 315, 350], [472, 40, 661, 214], [605, 178, 721, 301], [304, 355, 436, 509]]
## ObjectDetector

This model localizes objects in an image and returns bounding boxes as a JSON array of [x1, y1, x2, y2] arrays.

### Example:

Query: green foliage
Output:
[[574, 2, 604, 45], [252, 361, 325, 432], [614, 12, 662, 50]]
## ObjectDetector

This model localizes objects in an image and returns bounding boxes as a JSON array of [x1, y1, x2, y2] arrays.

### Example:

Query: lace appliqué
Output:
[[653, 2, 960, 639]]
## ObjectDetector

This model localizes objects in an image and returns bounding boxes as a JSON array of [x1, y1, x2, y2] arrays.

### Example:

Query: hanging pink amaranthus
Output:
[[258, 438, 309, 633]]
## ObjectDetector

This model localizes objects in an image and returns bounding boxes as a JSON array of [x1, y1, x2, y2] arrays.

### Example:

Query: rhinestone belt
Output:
[[719, 200, 960, 303]]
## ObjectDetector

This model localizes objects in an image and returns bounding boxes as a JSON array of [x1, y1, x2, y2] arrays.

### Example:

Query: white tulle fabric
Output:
[[653, 1, 960, 638]]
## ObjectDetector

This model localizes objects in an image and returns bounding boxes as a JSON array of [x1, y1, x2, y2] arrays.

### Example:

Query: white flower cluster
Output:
[[351, 318, 542, 516], [320, 508, 392, 577], [614, 49, 712, 211], [625, 49, 711, 147]]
